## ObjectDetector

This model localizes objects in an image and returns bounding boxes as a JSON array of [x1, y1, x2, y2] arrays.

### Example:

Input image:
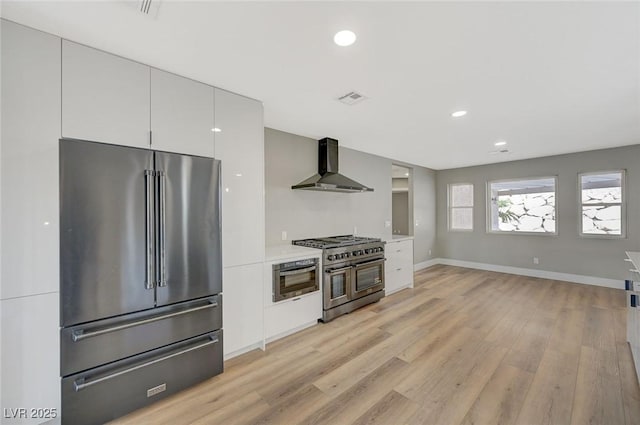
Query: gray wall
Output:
[[413, 165, 437, 264], [392, 192, 409, 235], [436, 144, 640, 280], [265, 128, 436, 264]]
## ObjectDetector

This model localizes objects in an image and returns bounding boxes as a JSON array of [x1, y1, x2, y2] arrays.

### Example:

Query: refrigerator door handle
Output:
[[72, 335, 219, 392], [157, 171, 167, 287], [144, 170, 156, 290]]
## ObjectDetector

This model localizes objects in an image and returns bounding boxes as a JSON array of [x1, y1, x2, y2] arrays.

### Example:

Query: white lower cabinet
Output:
[[625, 252, 640, 385], [385, 239, 414, 295], [264, 293, 322, 342], [1, 293, 60, 424], [222, 263, 264, 358]]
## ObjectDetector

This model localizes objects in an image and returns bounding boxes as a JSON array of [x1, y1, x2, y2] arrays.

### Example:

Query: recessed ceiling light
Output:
[[211, 128, 222, 133], [494, 140, 507, 146], [451, 110, 467, 118], [334, 30, 357, 47]]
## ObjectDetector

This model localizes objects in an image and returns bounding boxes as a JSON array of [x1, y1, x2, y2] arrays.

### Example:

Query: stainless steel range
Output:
[[292, 235, 385, 322]]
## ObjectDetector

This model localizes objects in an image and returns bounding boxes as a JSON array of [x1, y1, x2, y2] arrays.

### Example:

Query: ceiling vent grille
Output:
[[138, 0, 161, 17], [489, 148, 510, 155], [337, 91, 367, 106]]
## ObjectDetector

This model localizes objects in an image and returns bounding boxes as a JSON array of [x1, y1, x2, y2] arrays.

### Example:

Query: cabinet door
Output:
[[1, 20, 61, 299], [222, 264, 263, 356], [62, 40, 150, 148], [1, 293, 60, 422], [214, 89, 265, 267], [150, 68, 215, 157]]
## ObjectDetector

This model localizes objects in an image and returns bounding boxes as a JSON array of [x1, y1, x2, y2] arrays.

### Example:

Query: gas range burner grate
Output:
[[292, 235, 382, 249]]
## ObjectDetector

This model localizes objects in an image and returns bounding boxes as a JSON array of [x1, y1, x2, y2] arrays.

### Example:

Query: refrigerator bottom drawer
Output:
[[61, 295, 222, 376], [61, 330, 223, 425]]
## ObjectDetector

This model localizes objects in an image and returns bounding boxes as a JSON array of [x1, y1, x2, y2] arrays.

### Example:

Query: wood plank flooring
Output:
[[112, 265, 640, 425]]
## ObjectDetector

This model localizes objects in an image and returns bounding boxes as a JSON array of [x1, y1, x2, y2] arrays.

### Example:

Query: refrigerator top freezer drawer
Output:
[[62, 330, 223, 425], [61, 295, 222, 377]]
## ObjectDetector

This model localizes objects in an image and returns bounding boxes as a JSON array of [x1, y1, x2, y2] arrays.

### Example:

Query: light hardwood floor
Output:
[[112, 265, 640, 425]]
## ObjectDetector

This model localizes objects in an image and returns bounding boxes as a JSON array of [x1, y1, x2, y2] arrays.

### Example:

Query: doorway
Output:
[[392, 164, 413, 236]]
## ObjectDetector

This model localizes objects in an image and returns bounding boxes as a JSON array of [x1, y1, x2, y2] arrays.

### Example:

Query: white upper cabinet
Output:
[[215, 89, 265, 267], [1, 20, 61, 299], [62, 40, 150, 148], [150, 68, 215, 157]]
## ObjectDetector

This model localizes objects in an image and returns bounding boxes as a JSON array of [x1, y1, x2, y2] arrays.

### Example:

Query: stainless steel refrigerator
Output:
[[59, 139, 223, 425]]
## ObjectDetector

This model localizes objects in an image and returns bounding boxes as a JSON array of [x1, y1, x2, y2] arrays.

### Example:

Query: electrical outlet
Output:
[[281, 231, 287, 241], [353, 226, 358, 236], [428, 249, 432, 256], [533, 257, 539, 265], [384, 220, 391, 228]]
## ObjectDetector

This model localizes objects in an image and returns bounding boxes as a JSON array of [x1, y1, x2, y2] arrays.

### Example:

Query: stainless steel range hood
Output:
[[292, 138, 374, 193]]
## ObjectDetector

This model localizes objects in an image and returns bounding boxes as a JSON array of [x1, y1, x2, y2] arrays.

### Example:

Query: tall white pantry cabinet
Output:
[[0, 18, 265, 422]]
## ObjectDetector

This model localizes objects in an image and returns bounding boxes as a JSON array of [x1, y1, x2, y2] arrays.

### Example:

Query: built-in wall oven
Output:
[[272, 258, 319, 302]]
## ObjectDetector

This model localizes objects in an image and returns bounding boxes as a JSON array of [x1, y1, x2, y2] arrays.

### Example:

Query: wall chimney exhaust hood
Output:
[[292, 138, 374, 193]]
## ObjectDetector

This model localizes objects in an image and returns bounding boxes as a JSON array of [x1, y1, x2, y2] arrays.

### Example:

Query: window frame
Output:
[[447, 183, 474, 232], [485, 176, 559, 236], [578, 169, 626, 239]]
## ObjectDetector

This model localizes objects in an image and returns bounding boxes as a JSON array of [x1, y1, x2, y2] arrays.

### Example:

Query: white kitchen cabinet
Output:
[[264, 292, 322, 342], [263, 253, 322, 343], [385, 239, 414, 295], [222, 263, 264, 358], [62, 40, 150, 148], [1, 293, 60, 424], [150, 68, 215, 157], [625, 252, 640, 384], [1, 20, 60, 299], [214, 88, 264, 267]]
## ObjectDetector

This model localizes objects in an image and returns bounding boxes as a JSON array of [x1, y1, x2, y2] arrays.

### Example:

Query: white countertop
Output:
[[265, 244, 321, 262], [626, 251, 640, 271], [385, 235, 414, 243]]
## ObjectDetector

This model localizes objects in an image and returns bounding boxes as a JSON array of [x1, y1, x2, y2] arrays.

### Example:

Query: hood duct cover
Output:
[[292, 138, 374, 193]]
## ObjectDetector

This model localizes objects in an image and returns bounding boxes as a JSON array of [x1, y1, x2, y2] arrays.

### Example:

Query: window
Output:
[[487, 177, 557, 234], [579, 171, 625, 237], [448, 183, 473, 231]]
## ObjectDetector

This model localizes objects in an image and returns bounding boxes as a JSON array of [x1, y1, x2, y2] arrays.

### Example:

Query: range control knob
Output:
[[352, 250, 358, 256], [328, 255, 334, 261]]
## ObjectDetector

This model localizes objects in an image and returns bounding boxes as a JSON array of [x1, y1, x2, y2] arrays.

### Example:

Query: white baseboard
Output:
[[224, 341, 264, 361], [414, 259, 440, 271], [428, 258, 622, 289], [265, 320, 318, 345]]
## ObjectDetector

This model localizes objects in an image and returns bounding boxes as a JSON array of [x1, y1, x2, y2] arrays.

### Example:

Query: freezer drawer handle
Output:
[[71, 300, 219, 342], [73, 335, 219, 392], [144, 170, 156, 290]]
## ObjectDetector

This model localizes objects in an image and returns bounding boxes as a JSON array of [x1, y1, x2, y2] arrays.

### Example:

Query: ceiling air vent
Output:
[[138, 0, 161, 17], [337, 91, 367, 106], [489, 148, 510, 155]]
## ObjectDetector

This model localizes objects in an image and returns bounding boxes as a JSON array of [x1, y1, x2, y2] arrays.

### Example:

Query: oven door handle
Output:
[[353, 258, 386, 268], [279, 265, 317, 276], [325, 266, 353, 274]]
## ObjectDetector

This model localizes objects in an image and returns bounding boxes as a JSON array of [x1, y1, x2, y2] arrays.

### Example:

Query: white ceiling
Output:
[[3, 1, 639, 170]]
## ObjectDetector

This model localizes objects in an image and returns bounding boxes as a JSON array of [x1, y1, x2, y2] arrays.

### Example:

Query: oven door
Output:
[[351, 258, 385, 299], [324, 264, 352, 309], [273, 263, 319, 302]]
